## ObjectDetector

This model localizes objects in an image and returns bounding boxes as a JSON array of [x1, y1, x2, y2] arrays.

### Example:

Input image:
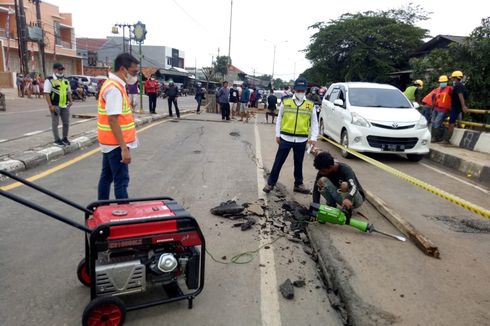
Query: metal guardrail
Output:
[[458, 108, 490, 130]]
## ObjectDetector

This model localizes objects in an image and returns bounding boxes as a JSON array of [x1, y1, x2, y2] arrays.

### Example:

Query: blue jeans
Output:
[[431, 110, 448, 129], [421, 106, 432, 124], [97, 147, 130, 200], [267, 138, 307, 187]]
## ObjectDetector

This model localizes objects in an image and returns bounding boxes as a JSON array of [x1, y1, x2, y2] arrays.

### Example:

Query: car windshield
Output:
[[348, 88, 412, 108]]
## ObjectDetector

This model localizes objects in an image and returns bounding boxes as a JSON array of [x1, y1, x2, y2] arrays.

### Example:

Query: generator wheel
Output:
[[77, 258, 91, 287], [82, 296, 126, 326]]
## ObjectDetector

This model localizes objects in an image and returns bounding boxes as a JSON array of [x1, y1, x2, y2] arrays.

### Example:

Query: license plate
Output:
[[381, 144, 405, 152]]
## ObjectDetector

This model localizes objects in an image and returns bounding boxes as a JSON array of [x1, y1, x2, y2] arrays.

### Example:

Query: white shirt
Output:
[[275, 93, 319, 143], [43, 74, 72, 108], [100, 73, 139, 153]]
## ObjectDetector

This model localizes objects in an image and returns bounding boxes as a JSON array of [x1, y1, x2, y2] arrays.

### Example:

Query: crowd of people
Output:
[[16, 73, 44, 99], [403, 70, 468, 143]]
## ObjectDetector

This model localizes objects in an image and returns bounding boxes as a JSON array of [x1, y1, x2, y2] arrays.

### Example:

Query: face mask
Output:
[[55, 72, 64, 78], [151, 77, 155, 81], [439, 83, 447, 88], [295, 92, 305, 101], [126, 70, 138, 85]]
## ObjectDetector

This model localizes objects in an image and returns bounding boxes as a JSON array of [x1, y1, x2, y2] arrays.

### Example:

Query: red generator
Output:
[[0, 170, 205, 326]]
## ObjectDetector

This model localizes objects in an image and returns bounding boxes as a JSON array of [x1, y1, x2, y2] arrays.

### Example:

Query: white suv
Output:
[[319, 82, 430, 162]]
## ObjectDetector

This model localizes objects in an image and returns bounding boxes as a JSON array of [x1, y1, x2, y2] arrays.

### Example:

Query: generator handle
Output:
[[0, 188, 92, 233], [86, 196, 175, 211], [0, 170, 92, 215]]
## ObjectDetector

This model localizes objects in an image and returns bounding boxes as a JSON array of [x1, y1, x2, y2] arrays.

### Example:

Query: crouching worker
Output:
[[312, 152, 365, 210]]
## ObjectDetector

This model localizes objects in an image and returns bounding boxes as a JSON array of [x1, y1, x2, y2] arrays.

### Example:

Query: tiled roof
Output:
[[76, 38, 108, 51]]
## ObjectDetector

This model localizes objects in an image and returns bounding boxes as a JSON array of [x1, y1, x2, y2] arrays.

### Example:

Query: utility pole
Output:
[[34, 0, 46, 77], [15, 0, 29, 74], [227, 0, 233, 64]]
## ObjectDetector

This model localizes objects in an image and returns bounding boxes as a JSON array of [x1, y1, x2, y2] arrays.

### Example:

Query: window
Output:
[[329, 88, 340, 102], [348, 88, 411, 108], [166, 57, 172, 66], [53, 21, 61, 45]]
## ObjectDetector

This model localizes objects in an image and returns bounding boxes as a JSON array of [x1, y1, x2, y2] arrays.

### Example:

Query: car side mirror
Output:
[[333, 99, 344, 107], [412, 102, 420, 109]]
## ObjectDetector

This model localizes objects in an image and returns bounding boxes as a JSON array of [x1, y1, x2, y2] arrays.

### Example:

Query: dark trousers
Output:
[[97, 147, 130, 200], [267, 138, 307, 187], [50, 106, 70, 141], [220, 102, 230, 120], [168, 96, 180, 117], [196, 97, 202, 112], [148, 93, 157, 113]]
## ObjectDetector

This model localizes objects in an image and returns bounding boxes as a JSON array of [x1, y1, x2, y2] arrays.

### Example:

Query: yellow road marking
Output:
[[1, 119, 170, 191]]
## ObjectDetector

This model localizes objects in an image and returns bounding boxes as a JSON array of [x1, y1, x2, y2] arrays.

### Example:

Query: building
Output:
[[0, 0, 82, 87], [76, 36, 185, 70]]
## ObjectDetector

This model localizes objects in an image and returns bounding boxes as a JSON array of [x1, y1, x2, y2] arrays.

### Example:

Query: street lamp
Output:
[[133, 21, 147, 114], [264, 39, 288, 87], [112, 23, 134, 54]]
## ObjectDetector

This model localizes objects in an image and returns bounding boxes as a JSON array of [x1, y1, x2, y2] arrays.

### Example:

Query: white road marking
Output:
[[23, 130, 43, 136], [0, 139, 7, 143], [255, 122, 282, 326], [420, 162, 489, 194]]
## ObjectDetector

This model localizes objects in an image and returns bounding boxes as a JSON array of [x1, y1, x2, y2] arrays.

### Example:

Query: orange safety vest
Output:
[[434, 86, 452, 112], [422, 89, 436, 106], [97, 79, 136, 145]]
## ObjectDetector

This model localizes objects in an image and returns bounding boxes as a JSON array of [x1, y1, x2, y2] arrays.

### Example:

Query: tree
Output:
[[202, 66, 217, 90], [304, 5, 429, 84], [214, 56, 230, 80], [257, 74, 272, 81]]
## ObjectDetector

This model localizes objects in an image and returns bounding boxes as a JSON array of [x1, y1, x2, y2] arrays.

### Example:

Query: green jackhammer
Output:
[[309, 203, 406, 242]]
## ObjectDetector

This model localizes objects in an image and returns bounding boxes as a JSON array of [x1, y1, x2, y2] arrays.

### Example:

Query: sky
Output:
[[50, 0, 488, 81]]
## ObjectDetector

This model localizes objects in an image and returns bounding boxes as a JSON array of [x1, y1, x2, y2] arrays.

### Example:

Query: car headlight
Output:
[[416, 116, 428, 129], [351, 112, 371, 128]]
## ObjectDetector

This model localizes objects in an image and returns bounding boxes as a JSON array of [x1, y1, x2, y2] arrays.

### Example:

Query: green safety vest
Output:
[[49, 78, 69, 108], [280, 98, 314, 137], [403, 86, 417, 102]]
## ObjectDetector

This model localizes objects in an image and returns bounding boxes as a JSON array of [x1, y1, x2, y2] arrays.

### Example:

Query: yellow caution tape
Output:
[[319, 135, 490, 219]]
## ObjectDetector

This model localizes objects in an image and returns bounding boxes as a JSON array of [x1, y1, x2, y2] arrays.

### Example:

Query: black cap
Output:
[[294, 77, 308, 91], [53, 63, 65, 70]]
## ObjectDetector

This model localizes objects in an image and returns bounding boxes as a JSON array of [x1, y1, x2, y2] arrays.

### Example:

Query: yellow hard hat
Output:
[[414, 79, 424, 87], [450, 70, 463, 78], [438, 75, 448, 83]]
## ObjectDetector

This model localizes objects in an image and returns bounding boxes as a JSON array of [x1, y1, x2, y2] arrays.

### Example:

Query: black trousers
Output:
[[220, 102, 230, 120], [267, 138, 307, 187], [148, 93, 157, 113], [168, 96, 180, 117]]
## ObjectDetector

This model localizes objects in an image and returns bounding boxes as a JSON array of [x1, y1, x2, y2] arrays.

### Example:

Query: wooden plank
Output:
[[365, 190, 440, 259]]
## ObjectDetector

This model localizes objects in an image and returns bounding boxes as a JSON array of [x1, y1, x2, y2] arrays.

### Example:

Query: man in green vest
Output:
[[263, 76, 318, 194], [403, 79, 424, 104], [44, 63, 73, 146]]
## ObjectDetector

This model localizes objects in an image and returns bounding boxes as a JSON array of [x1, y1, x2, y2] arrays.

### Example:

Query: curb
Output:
[[428, 147, 490, 186], [0, 111, 189, 176]]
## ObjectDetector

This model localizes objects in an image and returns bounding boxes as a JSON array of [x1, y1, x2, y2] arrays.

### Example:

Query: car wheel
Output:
[[340, 130, 353, 159], [406, 154, 424, 162]]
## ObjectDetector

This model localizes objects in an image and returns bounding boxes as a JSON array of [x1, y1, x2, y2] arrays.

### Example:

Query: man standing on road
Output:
[[239, 83, 251, 122], [446, 70, 468, 143], [195, 82, 205, 114], [229, 84, 239, 119], [403, 79, 424, 104], [97, 53, 140, 200], [266, 90, 278, 124], [144, 74, 159, 114], [312, 151, 365, 210], [425, 75, 453, 142], [44, 63, 73, 146], [218, 81, 231, 120], [166, 81, 180, 118], [263, 76, 318, 194], [127, 78, 139, 112]]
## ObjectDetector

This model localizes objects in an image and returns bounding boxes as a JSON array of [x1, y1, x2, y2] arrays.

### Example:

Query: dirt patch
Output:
[[193, 150, 202, 154], [229, 131, 240, 137], [425, 215, 490, 233]]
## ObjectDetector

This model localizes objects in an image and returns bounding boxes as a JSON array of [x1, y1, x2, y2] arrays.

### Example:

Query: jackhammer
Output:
[[309, 203, 406, 242]]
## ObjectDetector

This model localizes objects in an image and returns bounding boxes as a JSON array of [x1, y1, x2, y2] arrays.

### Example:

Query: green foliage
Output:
[[304, 5, 429, 84], [214, 56, 230, 79], [257, 74, 272, 81]]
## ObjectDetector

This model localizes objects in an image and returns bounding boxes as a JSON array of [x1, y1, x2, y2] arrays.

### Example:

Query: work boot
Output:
[[263, 184, 274, 193], [442, 129, 453, 144], [431, 128, 443, 143], [54, 139, 64, 146], [62, 138, 71, 145], [293, 184, 311, 194]]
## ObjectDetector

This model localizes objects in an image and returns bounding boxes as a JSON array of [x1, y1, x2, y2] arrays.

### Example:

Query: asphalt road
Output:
[[0, 95, 198, 142], [0, 113, 341, 326]]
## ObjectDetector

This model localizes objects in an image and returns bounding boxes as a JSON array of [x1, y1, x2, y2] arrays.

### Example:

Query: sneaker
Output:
[[61, 138, 71, 145], [54, 139, 64, 146], [263, 184, 274, 193], [293, 184, 311, 194]]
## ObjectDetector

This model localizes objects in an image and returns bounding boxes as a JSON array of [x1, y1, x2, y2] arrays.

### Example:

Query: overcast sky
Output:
[[51, 0, 488, 80]]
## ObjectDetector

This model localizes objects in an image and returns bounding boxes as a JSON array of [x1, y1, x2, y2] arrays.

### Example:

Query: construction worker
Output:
[[424, 75, 453, 142], [44, 63, 73, 146], [263, 76, 318, 195], [312, 151, 365, 210], [403, 79, 424, 104], [446, 70, 468, 143], [97, 53, 140, 200]]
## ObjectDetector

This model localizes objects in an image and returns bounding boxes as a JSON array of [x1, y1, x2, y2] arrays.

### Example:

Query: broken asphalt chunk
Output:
[[246, 203, 265, 216], [279, 279, 295, 300], [293, 279, 306, 288], [210, 200, 245, 216]]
